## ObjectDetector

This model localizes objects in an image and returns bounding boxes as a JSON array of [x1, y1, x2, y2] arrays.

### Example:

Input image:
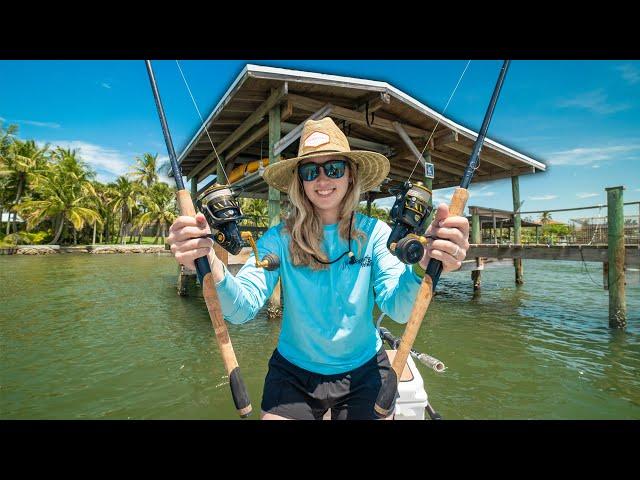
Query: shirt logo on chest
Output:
[[341, 255, 372, 270]]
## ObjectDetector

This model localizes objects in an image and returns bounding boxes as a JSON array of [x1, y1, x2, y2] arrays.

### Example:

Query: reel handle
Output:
[[240, 231, 280, 271]]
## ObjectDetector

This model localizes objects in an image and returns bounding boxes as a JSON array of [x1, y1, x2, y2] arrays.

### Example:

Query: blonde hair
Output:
[[284, 159, 366, 270]]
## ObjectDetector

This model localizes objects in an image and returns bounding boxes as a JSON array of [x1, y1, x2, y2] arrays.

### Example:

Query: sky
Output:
[[1, 59, 638, 223]]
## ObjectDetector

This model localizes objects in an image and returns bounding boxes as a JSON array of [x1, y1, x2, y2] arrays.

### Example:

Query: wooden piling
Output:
[[606, 186, 626, 328], [512, 176, 524, 285], [471, 208, 482, 290], [267, 98, 282, 318], [603, 262, 609, 290], [424, 151, 434, 226]]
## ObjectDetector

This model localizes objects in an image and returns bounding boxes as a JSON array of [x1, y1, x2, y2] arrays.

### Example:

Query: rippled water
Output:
[[1, 254, 638, 419]]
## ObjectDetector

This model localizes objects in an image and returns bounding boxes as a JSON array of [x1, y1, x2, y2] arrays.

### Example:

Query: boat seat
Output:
[[384, 349, 414, 382]]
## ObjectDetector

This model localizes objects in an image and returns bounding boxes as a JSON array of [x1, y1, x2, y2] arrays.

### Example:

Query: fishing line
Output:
[[175, 60, 230, 185], [408, 60, 471, 181], [577, 204, 604, 287]]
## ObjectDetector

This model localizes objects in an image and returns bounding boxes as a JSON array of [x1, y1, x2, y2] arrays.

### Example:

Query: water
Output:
[[1, 254, 638, 419]]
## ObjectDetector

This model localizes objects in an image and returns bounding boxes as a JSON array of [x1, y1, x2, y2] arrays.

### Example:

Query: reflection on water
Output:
[[1, 255, 638, 419]]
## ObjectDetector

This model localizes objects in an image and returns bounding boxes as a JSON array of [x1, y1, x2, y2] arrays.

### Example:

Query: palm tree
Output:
[[109, 176, 141, 244], [135, 182, 177, 244], [3, 139, 50, 234], [240, 198, 269, 227], [540, 211, 553, 226], [131, 153, 160, 188], [16, 163, 102, 244]]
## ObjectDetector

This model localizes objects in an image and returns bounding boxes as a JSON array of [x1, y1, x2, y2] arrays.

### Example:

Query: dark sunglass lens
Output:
[[299, 163, 319, 181], [324, 160, 345, 178]]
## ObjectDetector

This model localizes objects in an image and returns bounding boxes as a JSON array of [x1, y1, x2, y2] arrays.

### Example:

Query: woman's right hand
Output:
[[167, 213, 215, 270]]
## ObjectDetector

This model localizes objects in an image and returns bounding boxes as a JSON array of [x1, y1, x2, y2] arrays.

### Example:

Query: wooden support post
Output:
[[603, 262, 609, 290], [471, 208, 482, 291], [512, 176, 524, 285], [267, 97, 282, 318], [606, 186, 626, 328], [424, 151, 434, 225], [191, 176, 197, 200], [366, 192, 372, 216], [492, 211, 497, 244], [535, 225, 540, 244]]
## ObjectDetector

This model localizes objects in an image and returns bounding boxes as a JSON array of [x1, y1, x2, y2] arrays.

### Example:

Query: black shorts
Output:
[[260, 347, 397, 420]]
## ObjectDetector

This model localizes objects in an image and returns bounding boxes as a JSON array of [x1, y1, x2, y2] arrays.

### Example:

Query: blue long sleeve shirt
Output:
[[215, 213, 423, 375]]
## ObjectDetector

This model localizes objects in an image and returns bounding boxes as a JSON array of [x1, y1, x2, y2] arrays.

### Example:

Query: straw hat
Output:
[[262, 117, 390, 193]]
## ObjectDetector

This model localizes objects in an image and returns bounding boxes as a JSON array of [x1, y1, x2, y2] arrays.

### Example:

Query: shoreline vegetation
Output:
[[0, 123, 281, 251]]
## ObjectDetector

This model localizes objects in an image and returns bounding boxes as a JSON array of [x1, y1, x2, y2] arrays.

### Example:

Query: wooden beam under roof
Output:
[[433, 131, 458, 147], [430, 148, 490, 175], [355, 92, 391, 114], [221, 101, 294, 168], [187, 83, 288, 180], [432, 165, 537, 189], [288, 93, 433, 139], [390, 153, 465, 177], [444, 141, 512, 170], [274, 103, 334, 156]]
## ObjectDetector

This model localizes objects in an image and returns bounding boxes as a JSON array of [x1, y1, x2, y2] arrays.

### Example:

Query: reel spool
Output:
[[387, 181, 433, 265], [196, 183, 280, 270], [196, 184, 244, 255]]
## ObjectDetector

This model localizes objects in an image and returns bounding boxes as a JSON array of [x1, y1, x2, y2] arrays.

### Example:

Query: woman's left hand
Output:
[[419, 203, 470, 272]]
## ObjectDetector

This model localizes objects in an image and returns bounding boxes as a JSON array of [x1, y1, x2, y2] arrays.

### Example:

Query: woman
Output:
[[167, 117, 469, 420]]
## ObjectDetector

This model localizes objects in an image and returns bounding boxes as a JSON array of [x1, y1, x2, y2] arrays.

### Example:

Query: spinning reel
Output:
[[196, 183, 279, 271], [387, 181, 434, 265]]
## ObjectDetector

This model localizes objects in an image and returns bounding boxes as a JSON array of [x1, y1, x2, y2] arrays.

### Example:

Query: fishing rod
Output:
[[144, 60, 254, 418], [375, 60, 511, 418], [378, 326, 445, 373]]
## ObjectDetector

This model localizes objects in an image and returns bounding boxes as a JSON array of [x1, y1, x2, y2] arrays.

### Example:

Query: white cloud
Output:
[[43, 140, 131, 182], [577, 192, 599, 199], [2, 117, 60, 129], [529, 195, 558, 201], [19, 119, 61, 129], [616, 64, 640, 85], [547, 144, 640, 166], [557, 89, 630, 114], [157, 155, 172, 185], [101, 83, 112, 89], [592, 164, 600, 168]]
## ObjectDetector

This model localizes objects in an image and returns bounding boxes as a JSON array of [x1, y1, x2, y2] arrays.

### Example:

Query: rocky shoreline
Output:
[[1, 244, 171, 255]]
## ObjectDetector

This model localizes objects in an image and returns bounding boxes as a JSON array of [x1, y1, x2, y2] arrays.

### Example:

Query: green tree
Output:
[[358, 202, 390, 223], [239, 198, 269, 227], [16, 160, 102, 245], [109, 176, 142, 244], [131, 153, 160, 188], [3, 139, 50, 234], [135, 182, 177, 244]]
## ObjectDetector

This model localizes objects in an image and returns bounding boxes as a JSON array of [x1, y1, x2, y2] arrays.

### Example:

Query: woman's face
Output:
[[300, 156, 351, 216]]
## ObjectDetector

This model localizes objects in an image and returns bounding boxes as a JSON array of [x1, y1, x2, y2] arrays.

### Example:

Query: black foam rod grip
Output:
[[229, 367, 252, 417], [374, 369, 399, 418], [194, 254, 212, 285], [425, 258, 444, 291]]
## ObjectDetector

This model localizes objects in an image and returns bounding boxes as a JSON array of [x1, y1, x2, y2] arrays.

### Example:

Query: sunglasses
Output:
[[298, 159, 348, 182]]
